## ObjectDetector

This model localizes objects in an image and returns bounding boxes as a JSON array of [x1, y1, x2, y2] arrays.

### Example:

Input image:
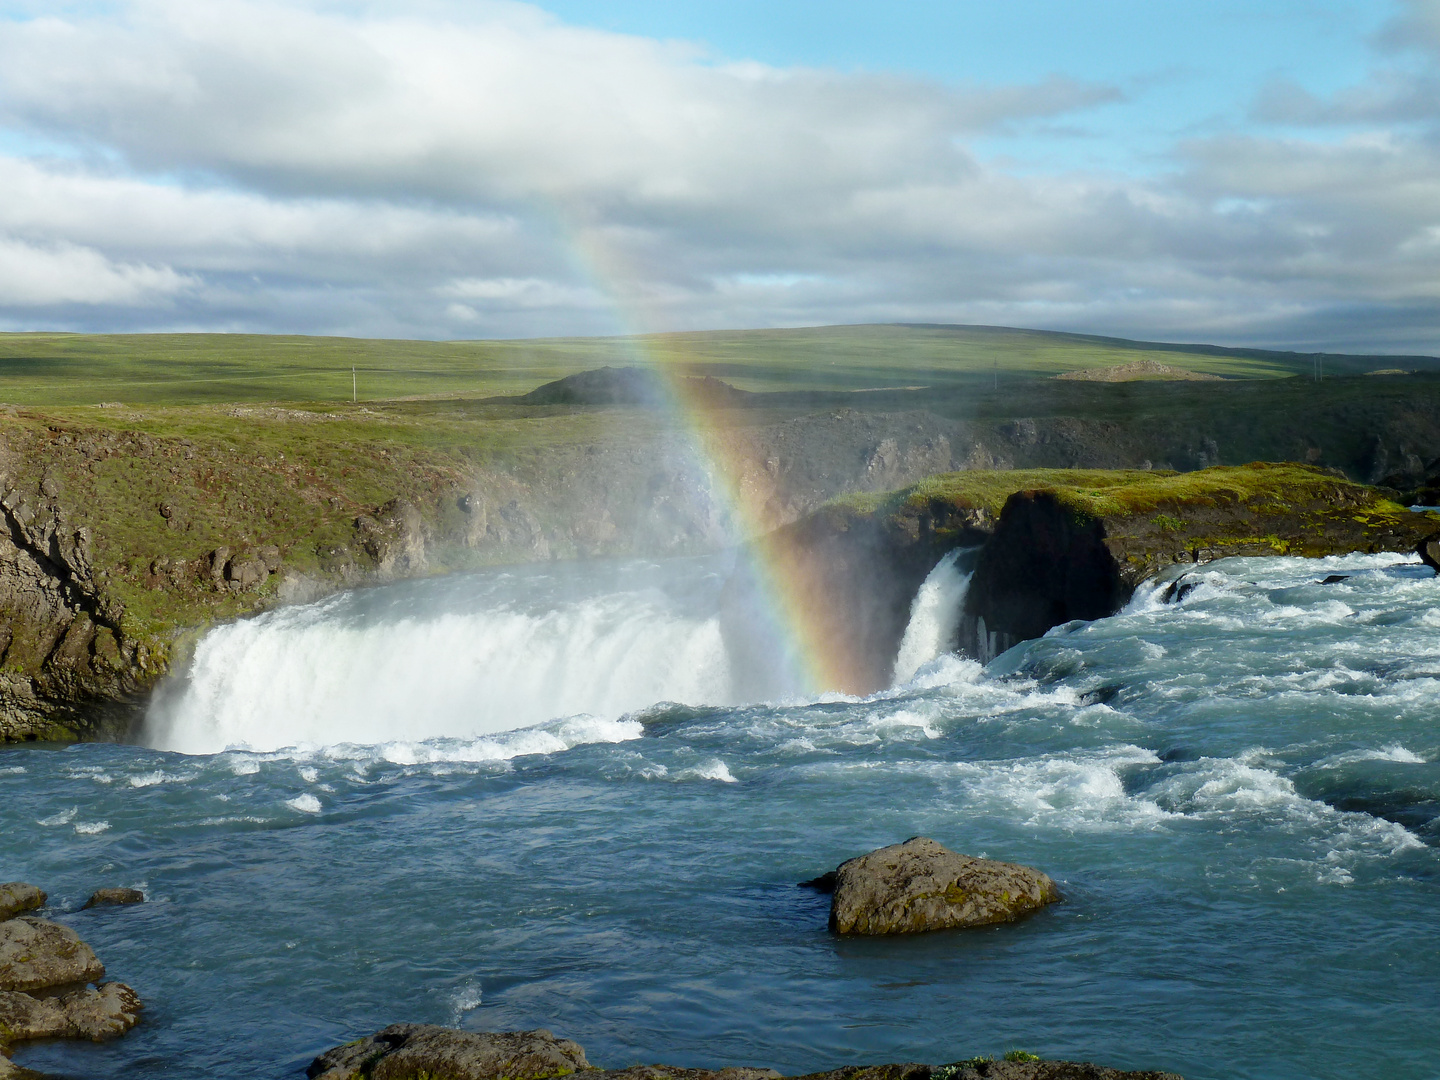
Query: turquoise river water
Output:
[[1, 551, 1437, 1079]]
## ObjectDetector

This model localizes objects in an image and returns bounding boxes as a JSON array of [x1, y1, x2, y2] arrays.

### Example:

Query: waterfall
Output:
[[145, 562, 740, 755], [892, 548, 975, 684]]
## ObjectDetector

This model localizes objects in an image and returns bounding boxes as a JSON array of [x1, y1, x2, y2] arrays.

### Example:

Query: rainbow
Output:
[[565, 226, 869, 697]]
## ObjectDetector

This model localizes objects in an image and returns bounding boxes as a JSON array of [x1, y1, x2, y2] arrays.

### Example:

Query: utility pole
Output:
[[993, 356, 998, 391], [352, 366, 357, 403]]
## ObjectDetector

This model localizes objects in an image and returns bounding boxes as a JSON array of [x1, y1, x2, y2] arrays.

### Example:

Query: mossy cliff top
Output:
[[826, 462, 1428, 569]]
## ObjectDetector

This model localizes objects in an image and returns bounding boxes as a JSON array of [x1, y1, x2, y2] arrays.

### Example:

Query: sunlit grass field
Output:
[[2, 323, 1426, 407]]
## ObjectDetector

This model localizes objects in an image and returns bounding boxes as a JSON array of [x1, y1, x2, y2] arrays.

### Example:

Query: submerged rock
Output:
[[824, 837, 1060, 935], [82, 888, 145, 910], [0, 918, 105, 992], [309, 1028, 1180, 1080], [308, 1025, 592, 1080], [0, 885, 44, 922]]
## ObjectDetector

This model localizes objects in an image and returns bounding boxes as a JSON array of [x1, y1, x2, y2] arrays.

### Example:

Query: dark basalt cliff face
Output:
[[962, 466, 1440, 660], [960, 491, 1128, 659], [728, 495, 994, 694]]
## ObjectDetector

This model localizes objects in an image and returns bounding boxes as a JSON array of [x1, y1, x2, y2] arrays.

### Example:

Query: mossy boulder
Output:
[[822, 837, 1061, 936], [307, 1025, 593, 1080], [0, 918, 105, 993], [0, 887, 43, 924]]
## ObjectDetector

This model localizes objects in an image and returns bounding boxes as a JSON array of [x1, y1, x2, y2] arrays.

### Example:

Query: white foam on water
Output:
[[74, 821, 110, 835], [146, 581, 735, 755], [1317, 744, 1428, 767], [128, 770, 194, 788], [311, 714, 647, 770], [893, 550, 973, 685], [949, 744, 1172, 832], [1146, 754, 1425, 863], [38, 807, 77, 826], [285, 794, 322, 814], [450, 982, 483, 1024], [684, 758, 738, 782]]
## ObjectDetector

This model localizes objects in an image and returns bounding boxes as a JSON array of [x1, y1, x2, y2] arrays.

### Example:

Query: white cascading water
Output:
[[146, 582, 735, 755], [146, 549, 975, 756], [891, 549, 973, 684]]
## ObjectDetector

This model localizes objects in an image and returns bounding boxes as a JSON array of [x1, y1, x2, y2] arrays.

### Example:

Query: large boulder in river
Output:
[[824, 838, 1060, 935], [0, 917, 105, 992], [0, 885, 44, 922], [308, 1025, 592, 1080]]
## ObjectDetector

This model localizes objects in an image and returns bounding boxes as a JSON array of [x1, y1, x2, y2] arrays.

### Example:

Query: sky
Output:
[[0, 0, 1438, 351]]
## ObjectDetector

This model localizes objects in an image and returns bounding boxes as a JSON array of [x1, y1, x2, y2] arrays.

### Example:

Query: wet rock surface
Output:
[[0, 886, 43, 923], [0, 917, 105, 992], [308, 1028, 1180, 1080], [0, 885, 142, 1068], [81, 887, 145, 910], [823, 837, 1061, 935], [308, 1025, 592, 1080], [0, 982, 142, 1041]]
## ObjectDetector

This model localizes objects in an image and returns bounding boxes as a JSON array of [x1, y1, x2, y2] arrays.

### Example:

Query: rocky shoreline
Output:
[[306, 1025, 1183, 1080], [0, 883, 143, 1079]]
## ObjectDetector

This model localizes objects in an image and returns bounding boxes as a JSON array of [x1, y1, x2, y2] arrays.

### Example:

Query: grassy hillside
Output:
[[3, 324, 1434, 406]]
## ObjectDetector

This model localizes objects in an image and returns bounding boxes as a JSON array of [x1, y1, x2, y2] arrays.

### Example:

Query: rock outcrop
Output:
[[813, 838, 1060, 936], [0, 886, 43, 923], [308, 1026, 594, 1080], [308, 1027, 1179, 1080], [82, 888, 145, 910], [0, 885, 142, 1069], [960, 464, 1440, 659], [0, 917, 106, 991]]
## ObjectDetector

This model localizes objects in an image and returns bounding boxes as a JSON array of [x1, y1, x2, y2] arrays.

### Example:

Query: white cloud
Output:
[[0, 235, 192, 305], [0, 0, 1434, 350]]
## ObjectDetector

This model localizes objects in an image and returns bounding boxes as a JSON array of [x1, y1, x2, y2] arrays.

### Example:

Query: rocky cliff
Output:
[[772, 464, 1440, 686]]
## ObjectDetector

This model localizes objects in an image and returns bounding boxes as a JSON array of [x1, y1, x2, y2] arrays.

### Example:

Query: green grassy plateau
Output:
[[3, 323, 1434, 406]]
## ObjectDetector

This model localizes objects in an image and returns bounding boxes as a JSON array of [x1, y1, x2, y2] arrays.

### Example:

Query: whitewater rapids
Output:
[[4, 550, 1438, 1080]]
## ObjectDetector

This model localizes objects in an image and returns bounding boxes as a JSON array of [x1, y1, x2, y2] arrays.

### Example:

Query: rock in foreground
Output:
[[825, 837, 1060, 935], [0, 895, 142, 1067], [0, 982, 142, 1041], [309, 1028, 1180, 1080], [0, 886, 44, 923], [0, 917, 105, 992], [308, 1025, 593, 1080]]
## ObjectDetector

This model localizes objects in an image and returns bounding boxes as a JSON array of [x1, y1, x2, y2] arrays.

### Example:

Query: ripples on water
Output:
[[2, 553, 1438, 1080]]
